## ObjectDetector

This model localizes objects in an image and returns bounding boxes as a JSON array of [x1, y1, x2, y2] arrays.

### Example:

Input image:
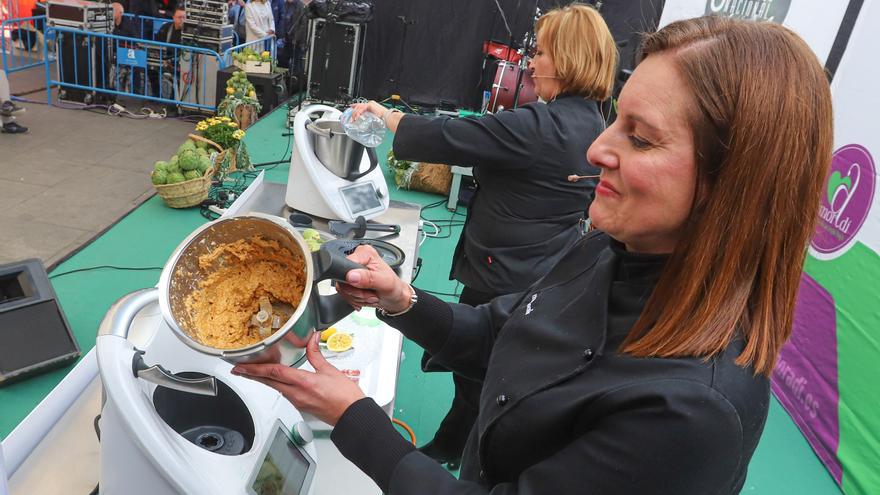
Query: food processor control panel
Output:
[[339, 181, 385, 219], [247, 421, 317, 495]]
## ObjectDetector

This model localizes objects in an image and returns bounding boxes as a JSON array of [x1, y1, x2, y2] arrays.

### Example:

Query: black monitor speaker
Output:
[[0, 259, 80, 386]]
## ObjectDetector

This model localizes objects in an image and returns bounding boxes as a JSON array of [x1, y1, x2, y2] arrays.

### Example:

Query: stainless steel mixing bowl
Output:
[[157, 213, 360, 366]]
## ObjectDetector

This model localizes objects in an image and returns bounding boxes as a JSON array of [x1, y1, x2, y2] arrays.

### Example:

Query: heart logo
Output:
[[826, 170, 853, 205]]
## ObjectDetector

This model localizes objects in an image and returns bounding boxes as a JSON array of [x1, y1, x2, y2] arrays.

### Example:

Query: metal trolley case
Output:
[[306, 18, 365, 104], [46, 0, 112, 32]]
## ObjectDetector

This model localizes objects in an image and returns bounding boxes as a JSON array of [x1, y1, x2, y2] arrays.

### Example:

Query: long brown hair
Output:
[[621, 16, 834, 375]]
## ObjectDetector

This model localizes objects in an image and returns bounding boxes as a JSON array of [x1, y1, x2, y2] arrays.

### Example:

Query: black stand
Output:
[[512, 0, 540, 109], [380, 16, 416, 112]]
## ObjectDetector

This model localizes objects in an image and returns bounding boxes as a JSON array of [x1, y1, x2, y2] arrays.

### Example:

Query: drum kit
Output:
[[482, 7, 542, 113]]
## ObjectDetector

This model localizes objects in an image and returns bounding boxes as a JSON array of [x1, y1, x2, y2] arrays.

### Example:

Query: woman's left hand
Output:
[[231, 333, 365, 426]]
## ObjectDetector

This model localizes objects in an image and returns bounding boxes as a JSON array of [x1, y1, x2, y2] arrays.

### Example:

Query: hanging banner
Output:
[[660, 0, 850, 67], [659, 1, 880, 493]]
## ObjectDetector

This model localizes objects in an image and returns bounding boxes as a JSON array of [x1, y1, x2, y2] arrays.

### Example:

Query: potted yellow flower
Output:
[[192, 116, 251, 180]]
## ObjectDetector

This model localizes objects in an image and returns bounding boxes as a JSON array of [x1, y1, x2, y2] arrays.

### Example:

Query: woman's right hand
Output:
[[337, 246, 412, 313], [349, 100, 387, 122]]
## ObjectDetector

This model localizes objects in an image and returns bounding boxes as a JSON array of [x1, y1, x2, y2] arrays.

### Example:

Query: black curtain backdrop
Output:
[[360, 0, 665, 109]]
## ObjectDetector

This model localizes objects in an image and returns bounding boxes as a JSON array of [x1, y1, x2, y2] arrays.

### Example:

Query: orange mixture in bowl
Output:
[[184, 236, 307, 349]]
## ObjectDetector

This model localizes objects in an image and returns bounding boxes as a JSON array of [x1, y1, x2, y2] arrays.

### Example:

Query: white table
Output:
[[446, 166, 473, 211]]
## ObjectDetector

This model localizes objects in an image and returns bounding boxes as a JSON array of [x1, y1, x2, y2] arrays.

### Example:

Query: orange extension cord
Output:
[[392, 418, 417, 446]]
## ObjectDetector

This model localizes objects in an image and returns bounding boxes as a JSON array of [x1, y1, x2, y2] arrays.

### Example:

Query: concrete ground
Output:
[[0, 68, 196, 268]]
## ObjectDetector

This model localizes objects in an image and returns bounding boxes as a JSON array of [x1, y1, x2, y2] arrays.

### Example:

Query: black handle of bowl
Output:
[[313, 244, 366, 282], [312, 244, 367, 329], [345, 146, 379, 181], [314, 293, 355, 330]]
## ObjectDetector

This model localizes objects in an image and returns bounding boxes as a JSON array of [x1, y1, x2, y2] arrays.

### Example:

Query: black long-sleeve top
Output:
[[392, 94, 604, 295], [331, 232, 770, 494]]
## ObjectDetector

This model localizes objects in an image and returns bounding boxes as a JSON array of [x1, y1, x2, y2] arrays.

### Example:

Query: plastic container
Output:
[[340, 107, 386, 148]]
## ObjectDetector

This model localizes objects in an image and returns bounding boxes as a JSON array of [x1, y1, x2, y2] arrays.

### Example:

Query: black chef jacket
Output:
[[331, 231, 770, 494], [393, 94, 604, 295]]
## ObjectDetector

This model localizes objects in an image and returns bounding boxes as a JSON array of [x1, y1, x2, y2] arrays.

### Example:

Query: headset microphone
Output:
[[568, 174, 600, 182]]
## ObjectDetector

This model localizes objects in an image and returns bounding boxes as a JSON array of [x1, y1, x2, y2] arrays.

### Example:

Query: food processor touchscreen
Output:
[[250, 426, 315, 495], [340, 182, 382, 216]]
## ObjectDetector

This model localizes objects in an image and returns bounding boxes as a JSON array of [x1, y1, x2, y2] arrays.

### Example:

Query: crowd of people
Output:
[[0, 0, 334, 137], [94, 0, 314, 99]]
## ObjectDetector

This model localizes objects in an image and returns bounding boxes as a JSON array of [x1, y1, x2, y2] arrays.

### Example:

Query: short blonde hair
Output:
[[535, 4, 617, 100]]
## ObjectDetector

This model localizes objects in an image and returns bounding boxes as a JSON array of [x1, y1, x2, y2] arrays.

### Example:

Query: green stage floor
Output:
[[0, 104, 841, 494]]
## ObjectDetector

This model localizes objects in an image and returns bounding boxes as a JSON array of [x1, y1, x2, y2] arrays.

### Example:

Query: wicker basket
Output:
[[409, 162, 453, 195], [152, 165, 214, 208], [151, 134, 220, 208]]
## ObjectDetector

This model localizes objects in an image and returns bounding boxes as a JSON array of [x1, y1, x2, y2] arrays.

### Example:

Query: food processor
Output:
[[94, 213, 364, 494], [286, 104, 390, 222]]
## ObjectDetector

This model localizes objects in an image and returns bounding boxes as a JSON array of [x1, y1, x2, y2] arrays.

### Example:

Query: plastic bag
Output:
[[340, 107, 385, 148]]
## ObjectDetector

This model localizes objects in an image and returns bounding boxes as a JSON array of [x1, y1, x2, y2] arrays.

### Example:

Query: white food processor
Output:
[[286, 104, 390, 222], [95, 213, 367, 494], [96, 291, 317, 495]]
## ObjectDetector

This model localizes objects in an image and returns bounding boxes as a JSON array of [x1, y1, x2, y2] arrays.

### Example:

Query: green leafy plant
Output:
[[196, 116, 242, 149], [194, 116, 252, 179], [386, 150, 418, 188], [217, 70, 262, 119]]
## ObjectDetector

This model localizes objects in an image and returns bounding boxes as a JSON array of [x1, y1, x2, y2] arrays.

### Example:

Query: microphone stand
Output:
[[383, 15, 416, 112], [512, 0, 539, 108]]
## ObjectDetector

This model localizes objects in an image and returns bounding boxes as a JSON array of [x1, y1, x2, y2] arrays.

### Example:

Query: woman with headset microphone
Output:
[[349, 4, 617, 469]]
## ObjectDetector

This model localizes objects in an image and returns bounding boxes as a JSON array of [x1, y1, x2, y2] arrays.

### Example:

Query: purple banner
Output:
[[812, 144, 876, 256], [772, 274, 842, 483]]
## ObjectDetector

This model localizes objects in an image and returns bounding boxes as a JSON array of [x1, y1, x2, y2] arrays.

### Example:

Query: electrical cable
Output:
[[391, 418, 417, 446], [49, 265, 163, 279], [412, 196, 466, 295], [12, 95, 198, 121], [106, 102, 168, 119], [251, 130, 294, 169], [421, 220, 440, 237], [411, 257, 422, 282], [417, 198, 466, 241], [491, 0, 513, 40], [197, 117, 296, 221]]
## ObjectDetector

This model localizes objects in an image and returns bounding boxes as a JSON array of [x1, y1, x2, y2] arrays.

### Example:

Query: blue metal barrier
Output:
[[221, 35, 275, 67], [44, 25, 224, 110], [122, 14, 171, 41], [1, 15, 49, 74]]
